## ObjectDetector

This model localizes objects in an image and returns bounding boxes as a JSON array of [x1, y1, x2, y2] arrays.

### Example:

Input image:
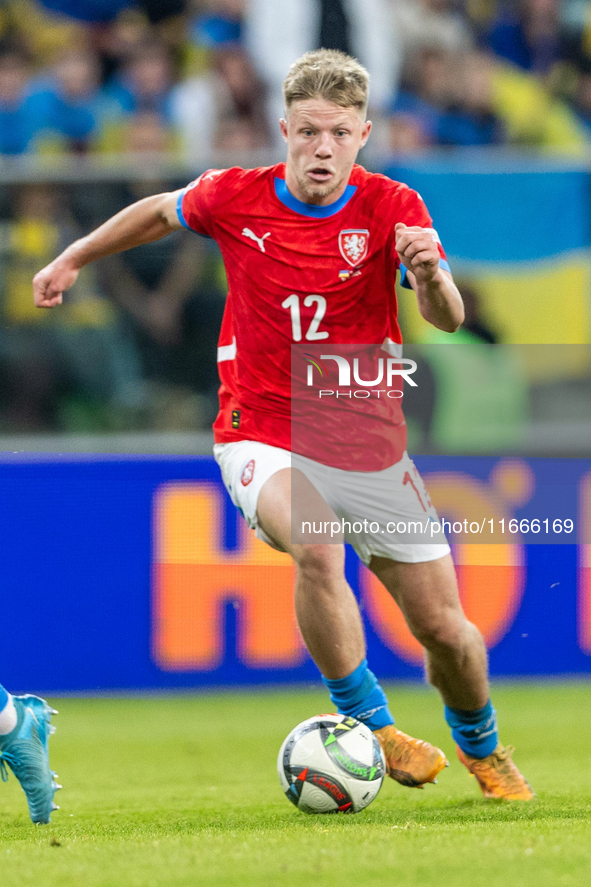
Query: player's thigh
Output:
[[257, 466, 345, 575], [369, 553, 466, 643], [255, 466, 292, 550], [327, 451, 449, 565], [214, 439, 291, 549], [214, 440, 343, 568]]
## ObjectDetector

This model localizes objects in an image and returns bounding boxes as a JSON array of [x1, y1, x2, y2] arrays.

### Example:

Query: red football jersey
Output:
[[178, 162, 449, 468]]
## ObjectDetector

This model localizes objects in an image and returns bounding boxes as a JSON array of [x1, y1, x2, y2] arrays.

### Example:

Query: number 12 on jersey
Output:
[[281, 294, 329, 342]]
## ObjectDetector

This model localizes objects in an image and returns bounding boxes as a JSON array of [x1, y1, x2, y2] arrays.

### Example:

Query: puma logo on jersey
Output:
[[186, 169, 224, 191], [242, 228, 271, 253]]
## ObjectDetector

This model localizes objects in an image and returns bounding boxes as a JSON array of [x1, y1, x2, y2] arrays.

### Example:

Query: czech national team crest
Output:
[[241, 459, 255, 487], [339, 229, 369, 267]]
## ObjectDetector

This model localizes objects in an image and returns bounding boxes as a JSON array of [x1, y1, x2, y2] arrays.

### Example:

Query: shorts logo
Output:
[[241, 459, 255, 486], [339, 229, 369, 267]]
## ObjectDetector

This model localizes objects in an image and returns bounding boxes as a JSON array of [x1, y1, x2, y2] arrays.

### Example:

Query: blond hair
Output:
[[283, 49, 370, 116]]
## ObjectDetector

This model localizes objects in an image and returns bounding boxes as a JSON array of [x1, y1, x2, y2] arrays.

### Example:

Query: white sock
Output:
[[0, 695, 18, 735]]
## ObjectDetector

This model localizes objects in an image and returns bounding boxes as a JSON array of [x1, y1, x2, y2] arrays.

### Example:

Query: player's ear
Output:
[[360, 119, 372, 148], [280, 118, 288, 143]]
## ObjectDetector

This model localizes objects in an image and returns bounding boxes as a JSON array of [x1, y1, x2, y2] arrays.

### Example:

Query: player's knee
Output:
[[411, 612, 468, 652], [293, 544, 344, 584]]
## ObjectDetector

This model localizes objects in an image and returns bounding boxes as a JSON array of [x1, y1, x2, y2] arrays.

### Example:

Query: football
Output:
[[277, 714, 387, 814]]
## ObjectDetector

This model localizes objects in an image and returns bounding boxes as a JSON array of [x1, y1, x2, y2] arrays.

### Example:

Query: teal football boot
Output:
[[0, 695, 61, 823]]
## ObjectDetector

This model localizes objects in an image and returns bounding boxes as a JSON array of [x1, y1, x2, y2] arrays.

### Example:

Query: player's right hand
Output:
[[33, 260, 80, 308]]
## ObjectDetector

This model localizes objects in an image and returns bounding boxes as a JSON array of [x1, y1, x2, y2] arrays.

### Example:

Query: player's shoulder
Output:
[[351, 165, 423, 208], [187, 164, 277, 195], [183, 164, 279, 218]]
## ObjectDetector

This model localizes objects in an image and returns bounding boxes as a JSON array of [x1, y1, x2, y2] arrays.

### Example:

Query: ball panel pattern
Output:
[[278, 714, 385, 814]]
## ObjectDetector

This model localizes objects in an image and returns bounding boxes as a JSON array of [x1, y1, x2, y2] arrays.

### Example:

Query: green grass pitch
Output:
[[0, 682, 589, 887]]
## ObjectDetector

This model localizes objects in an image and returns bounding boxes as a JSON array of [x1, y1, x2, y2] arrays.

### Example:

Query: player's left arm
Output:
[[395, 222, 464, 332]]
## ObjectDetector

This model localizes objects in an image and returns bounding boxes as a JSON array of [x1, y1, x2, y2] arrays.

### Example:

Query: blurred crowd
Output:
[[0, 0, 591, 159], [0, 0, 590, 437], [0, 179, 226, 433]]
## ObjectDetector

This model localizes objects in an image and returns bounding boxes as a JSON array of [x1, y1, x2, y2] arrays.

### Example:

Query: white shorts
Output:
[[213, 440, 450, 565]]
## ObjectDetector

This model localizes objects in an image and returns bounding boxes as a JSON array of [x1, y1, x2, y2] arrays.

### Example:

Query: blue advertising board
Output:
[[0, 454, 589, 694]]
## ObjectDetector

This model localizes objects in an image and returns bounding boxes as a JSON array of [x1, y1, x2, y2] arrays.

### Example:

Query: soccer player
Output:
[[33, 50, 532, 800], [0, 685, 61, 823]]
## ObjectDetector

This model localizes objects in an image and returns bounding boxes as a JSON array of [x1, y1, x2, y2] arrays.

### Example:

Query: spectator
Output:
[[470, 49, 588, 152], [409, 45, 456, 108], [170, 45, 270, 160], [391, 0, 474, 65], [3, 1, 90, 67], [392, 46, 504, 148], [0, 184, 142, 431], [245, 0, 399, 147], [457, 282, 499, 343], [117, 108, 177, 153], [388, 112, 433, 152], [561, 0, 591, 34], [189, 0, 243, 48], [28, 48, 125, 153], [0, 50, 38, 154], [389, 48, 456, 146], [139, 0, 187, 26], [437, 49, 504, 146], [572, 65, 591, 134], [559, 1, 591, 74], [97, 7, 154, 82], [36, 1, 132, 22], [463, 0, 500, 37], [97, 112, 224, 428], [482, 0, 565, 75], [391, 46, 588, 152], [36, 1, 187, 25], [212, 46, 270, 149], [106, 40, 176, 119]]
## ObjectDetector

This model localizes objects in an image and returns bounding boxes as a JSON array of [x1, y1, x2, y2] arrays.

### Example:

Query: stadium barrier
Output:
[[1, 454, 589, 693]]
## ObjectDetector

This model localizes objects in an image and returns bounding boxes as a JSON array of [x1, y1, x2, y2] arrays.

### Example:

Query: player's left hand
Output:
[[395, 223, 441, 284]]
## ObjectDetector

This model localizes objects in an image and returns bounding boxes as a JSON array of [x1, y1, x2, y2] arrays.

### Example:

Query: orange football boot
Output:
[[457, 744, 534, 800], [374, 725, 448, 788]]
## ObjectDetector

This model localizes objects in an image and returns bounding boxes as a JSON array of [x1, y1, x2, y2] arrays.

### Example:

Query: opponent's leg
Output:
[[0, 683, 62, 823], [370, 554, 534, 800], [257, 469, 447, 786]]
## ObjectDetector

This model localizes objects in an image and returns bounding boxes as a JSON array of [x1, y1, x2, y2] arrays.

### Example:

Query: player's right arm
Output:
[[33, 190, 184, 308]]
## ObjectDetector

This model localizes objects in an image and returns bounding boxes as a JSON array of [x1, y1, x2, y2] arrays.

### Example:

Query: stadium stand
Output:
[[0, 0, 590, 439]]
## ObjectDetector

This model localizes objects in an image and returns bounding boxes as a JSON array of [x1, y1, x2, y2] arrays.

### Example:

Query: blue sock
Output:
[[445, 700, 498, 758], [0, 685, 8, 712], [322, 659, 394, 731]]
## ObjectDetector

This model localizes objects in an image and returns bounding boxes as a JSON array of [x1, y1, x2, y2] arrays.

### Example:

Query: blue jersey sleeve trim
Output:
[[176, 188, 193, 231], [274, 177, 357, 218], [400, 258, 451, 289], [176, 188, 212, 237]]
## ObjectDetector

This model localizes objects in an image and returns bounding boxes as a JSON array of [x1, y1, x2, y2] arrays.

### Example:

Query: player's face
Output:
[[281, 99, 371, 205]]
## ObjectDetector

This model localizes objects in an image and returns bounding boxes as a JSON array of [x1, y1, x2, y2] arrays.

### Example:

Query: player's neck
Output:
[[284, 168, 351, 207]]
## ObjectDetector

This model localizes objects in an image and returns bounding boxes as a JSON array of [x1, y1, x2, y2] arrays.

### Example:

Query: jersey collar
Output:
[[274, 176, 357, 218]]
